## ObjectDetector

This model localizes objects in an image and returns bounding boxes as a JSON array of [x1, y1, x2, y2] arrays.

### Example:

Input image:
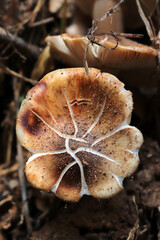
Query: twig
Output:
[[89, 0, 125, 36], [0, 163, 18, 177], [154, 33, 160, 142], [0, 27, 40, 60], [136, 0, 155, 44], [16, 143, 32, 234], [136, 0, 160, 141], [83, 41, 90, 76], [0, 195, 13, 207], [92, 33, 119, 50], [0, 63, 38, 85], [17, 0, 45, 31], [127, 196, 139, 240], [127, 219, 139, 240], [84, 0, 125, 76], [5, 125, 14, 166], [111, 32, 144, 39], [1, 101, 15, 166], [60, 0, 67, 34], [14, 76, 32, 234], [29, 17, 54, 27]]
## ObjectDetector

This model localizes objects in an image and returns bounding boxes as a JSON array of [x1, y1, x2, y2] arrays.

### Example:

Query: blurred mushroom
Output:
[[74, 0, 94, 16], [31, 45, 54, 80], [46, 33, 158, 87], [74, 0, 157, 32], [16, 68, 143, 201], [92, 0, 124, 34], [49, 0, 64, 14], [75, 0, 123, 33], [66, 8, 89, 35]]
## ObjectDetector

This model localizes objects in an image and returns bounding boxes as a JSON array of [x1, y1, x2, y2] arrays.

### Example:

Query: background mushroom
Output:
[[46, 33, 158, 87], [16, 68, 143, 202], [74, 0, 157, 33]]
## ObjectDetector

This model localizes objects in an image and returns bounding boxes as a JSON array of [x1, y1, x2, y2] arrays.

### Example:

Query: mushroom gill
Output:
[[16, 68, 143, 201]]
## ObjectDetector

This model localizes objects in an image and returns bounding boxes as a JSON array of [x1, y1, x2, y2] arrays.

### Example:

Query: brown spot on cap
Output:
[[21, 110, 42, 136]]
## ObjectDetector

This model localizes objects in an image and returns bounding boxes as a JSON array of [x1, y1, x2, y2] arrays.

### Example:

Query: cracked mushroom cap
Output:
[[16, 68, 143, 202], [46, 34, 158, 86]]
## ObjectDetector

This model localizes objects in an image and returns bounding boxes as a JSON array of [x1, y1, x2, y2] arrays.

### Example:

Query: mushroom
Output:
[[46, 33, 158, 87], [74, 0, 124, 33], [74, 0, 157, 32], [92, 0, 124, 34], [16, 68, 143, 202]]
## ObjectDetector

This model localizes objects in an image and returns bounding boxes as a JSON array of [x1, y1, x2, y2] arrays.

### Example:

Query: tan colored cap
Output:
[[46, 34, 158, 86], [16, 68, 143, 201]]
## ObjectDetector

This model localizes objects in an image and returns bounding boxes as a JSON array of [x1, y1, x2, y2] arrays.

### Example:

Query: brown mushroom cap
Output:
[[46, 34, 158, 86], [16, 68, 143, 201]]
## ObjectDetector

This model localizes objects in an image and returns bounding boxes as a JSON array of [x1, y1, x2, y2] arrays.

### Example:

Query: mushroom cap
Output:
[[46, 34, 158, 86], [16, 68, 143, 201]]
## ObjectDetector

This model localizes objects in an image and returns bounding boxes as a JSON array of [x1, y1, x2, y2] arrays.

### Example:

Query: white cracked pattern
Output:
[[26, 89, 140, 198]]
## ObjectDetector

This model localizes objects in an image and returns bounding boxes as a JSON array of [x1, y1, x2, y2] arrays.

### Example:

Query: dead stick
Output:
[[16, 143, 32, 234], [0, 63, 38, 85], [0, 27, 40, 60], [17, 0, 45, 31], [29, 17, 54, 27], [84, 0, 124, 76], [136, 0, 155, 43], [14, 76, 32, 234]]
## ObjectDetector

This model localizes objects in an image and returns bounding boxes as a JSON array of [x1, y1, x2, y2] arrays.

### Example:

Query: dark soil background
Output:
[[0, 1, 160, 239]]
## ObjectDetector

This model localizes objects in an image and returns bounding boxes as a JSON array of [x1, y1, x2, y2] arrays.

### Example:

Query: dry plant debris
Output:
[[16, 68, 143, 201]]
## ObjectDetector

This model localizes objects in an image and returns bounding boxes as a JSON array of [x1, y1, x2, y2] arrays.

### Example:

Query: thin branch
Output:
[[29, 17, 54, 27], [84, 0, 125, 76], [0, 63, 38, 85], [17, 0, 45, 31], [127, 196, 139, 240], [91, 33, 119, 50], [14, 75, 32, 234], [0, 163, 18, 177], [0, 27, 40, 60], [83, 41, 90, 77], [136, 0, 155, 44], [111, 32, 144, 39], [16, 143, 32, 234], [88, 0, 125, 36]]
